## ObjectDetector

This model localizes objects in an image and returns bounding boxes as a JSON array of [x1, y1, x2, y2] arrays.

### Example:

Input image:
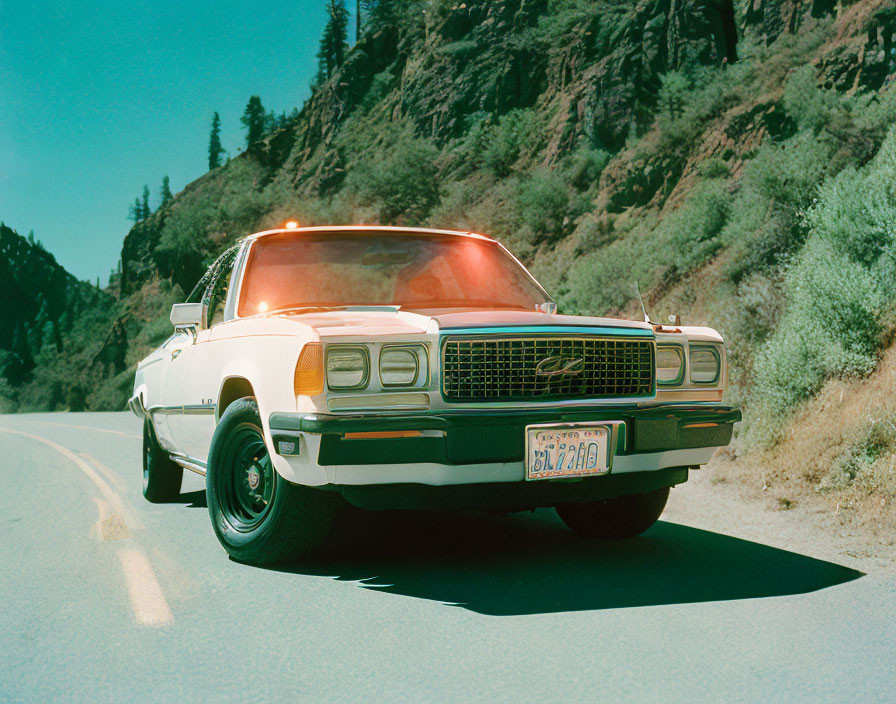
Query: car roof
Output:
[[242, 225, 497, 243]]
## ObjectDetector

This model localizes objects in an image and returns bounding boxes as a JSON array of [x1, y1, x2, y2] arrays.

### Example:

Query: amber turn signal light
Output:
[[294, 343, 324, 395]]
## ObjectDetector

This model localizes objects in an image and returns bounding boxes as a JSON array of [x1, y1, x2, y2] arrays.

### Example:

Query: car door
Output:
[[177, 247, 239, 462], [157, 329, 195, 450]]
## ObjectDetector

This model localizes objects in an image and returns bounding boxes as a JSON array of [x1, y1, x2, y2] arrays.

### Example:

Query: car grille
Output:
[[441, 335, 655, 402]]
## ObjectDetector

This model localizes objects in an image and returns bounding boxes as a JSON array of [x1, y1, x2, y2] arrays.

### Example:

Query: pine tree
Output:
[[27, 230, 35, 245], [360, 0, 398, 32], [316, 0, 350, 84], [240, 96, 266, 148], [160, 175, 173, 206], [208, 112, 223, 170], [141, 185, 151, 220], [129, 197, 142, 223]]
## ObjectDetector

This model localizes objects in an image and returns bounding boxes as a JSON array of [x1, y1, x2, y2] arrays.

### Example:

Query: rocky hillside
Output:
[[0, 223, 118, 411], [3, 0, 896, 524]]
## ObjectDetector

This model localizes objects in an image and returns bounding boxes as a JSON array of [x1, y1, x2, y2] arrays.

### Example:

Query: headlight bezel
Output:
[[655, 343, 686, 386], [325, 344, 371, 391], [689, 343, 722, 385], [379, 344, 424, 388]]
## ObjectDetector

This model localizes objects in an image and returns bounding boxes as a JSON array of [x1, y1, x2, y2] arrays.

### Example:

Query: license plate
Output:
[[525, 423, 613, 481]]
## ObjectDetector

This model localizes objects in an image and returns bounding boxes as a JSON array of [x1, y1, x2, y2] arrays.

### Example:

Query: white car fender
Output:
[[211, 335, 331, 484]]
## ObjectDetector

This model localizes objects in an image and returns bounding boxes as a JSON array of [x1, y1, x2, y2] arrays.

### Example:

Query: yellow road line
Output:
[[0, 426, 144, 530], [79, 450, 133, 499], [117, 547, 173, 627], [0, 425, 170, 626]]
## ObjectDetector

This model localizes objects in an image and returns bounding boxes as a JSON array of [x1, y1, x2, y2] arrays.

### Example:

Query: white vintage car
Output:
[[130, 225, 740, 564]]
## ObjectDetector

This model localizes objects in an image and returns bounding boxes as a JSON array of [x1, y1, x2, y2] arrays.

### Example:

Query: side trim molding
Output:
[[148, 403, 216, 416]]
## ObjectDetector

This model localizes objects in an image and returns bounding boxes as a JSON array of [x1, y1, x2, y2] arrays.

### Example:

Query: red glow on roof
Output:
[[245, 225, 497, 242]]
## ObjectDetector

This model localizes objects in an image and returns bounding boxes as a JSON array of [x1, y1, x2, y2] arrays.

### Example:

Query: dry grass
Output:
[[712, 344, 896, 541]]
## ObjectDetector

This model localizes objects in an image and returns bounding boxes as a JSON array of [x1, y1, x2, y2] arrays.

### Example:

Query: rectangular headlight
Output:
[[656, 345, 684, 385], [689, 344, 721, 384], [326, 346, 370, 389], [380, 345, 429, 387], [380, 346, 420, 387]]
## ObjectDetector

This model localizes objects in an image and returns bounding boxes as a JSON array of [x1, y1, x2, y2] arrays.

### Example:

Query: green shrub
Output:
[[753, 237, 881, 412], [566, 147, 610, 191], [155, 202, 215, 292], [560, 216, 663, 315], [718, 129, 835, 283], [745, 128, 896, 443], [573, 215, 616, 254], [481, 109, 539, 177], [437, 40, 477, 61], [745, 130, 833, 207], [782, 65, 838, 135], [663, 179, 730, 271], [86, 369, 132, 411], [699, 157, 729, 179], [0, 376, 15, 413], [426, 179, 480, 230], [515, 169, 570, 242], [347, 135, 441, 224], [822, 419, 896, 496], [360, 70, 396, 111], [803, 142, 896, 268], [657, 65, 743, 150]]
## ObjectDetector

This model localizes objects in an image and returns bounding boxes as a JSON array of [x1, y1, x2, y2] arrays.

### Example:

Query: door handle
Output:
[[171, 349, 182, 359]]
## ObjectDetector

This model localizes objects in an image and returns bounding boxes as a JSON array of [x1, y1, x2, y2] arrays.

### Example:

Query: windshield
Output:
[[236, 230, 550, 317]]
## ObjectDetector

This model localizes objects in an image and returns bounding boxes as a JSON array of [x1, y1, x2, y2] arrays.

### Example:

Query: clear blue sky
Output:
[[1, 0, 354, 284]]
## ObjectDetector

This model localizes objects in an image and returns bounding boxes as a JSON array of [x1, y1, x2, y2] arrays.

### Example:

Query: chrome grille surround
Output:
[[441, 335, 655, 402]]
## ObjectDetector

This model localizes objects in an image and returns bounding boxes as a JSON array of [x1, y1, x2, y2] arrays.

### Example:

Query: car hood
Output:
[[272, 308, 652, 339]]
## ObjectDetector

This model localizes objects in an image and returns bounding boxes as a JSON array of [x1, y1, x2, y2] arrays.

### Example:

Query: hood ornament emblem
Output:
[[535, 356, 585, 377]]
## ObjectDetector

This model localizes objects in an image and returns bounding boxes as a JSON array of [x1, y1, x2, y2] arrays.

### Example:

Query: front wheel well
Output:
[[218, 377, 255, 420]]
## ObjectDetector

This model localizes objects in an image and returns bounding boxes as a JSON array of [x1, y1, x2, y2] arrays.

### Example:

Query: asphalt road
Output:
[[1, 412, 893, 703]]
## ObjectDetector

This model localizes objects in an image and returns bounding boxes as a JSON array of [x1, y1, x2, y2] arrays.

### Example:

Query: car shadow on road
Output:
[[171, 490, 207, 508], [270, 508, 863, 616]]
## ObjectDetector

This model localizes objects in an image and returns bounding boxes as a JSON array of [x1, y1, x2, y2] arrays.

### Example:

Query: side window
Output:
[[205, 248, 238, 327], [182, 245, 239, 326]]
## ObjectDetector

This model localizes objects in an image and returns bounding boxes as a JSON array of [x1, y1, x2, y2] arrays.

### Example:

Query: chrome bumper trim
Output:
[[170, 453, 207, 476], [128, 394, 148, 420]]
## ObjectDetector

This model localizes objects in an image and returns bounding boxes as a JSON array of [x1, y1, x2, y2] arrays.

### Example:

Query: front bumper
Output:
[[333, 467, 690, 511], [267, 404, 740, 499]]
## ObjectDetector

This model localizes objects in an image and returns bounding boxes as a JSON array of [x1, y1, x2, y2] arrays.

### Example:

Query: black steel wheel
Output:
[[142, 419, 183, 502], [555, 486, 670, 539], [215, 423, 277, 532], [206, 397, 339, 565]]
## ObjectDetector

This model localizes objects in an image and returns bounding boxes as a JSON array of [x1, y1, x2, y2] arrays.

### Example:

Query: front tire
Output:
[[142, 419, 183, 502], [206, 397, 338, 565], [555, 487, 670, 539]]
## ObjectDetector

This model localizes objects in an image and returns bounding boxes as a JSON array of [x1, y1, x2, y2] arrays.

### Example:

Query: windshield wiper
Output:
[[266, 305, 401, 316]]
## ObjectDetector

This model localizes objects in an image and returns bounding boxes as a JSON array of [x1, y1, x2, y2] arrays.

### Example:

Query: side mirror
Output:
[[170, 303, 203, 328]]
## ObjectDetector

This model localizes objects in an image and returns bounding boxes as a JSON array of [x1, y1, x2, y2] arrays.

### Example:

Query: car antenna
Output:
[[634, 281, 654, 325]]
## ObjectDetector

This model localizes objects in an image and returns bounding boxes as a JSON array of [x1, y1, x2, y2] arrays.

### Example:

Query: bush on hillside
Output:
[[515, 169, 570, 242], [347, 136, 441, 224], [560, 215, 662, 315], [657, 66, 743, 150], [567, 147, 611, 191], [745, 128, 896, 445], [663, 179, 730, 272], [782, 65, 839, 134], [480, 109, 540, 177], [747, 130, 833, 207]]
